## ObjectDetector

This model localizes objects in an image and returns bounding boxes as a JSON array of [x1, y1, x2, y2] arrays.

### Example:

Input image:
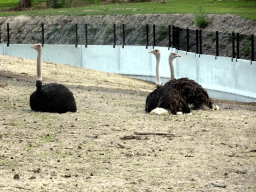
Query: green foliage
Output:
[[242, 42, 251, 55], [141, 24, 150, 36], [106, 27, 114, 35], [227, 33, 249, 42], [17, 28, 22, 33], [51, 0, 69, 9], [193, 5, 210, 28], [206, 32, 216, 42], [227, 33, 235, 42], [67, 25, 76, 35], [125, 27, 135, 35], [52, 27, 59, 33], [88, 26, 98, 35], [205, 44, 212, 49], [46, 27, 59, 39], [157, 26, 168, 42], [139, 24, 150, 45], [71, 36, 76, 44], [0, 0, 19, 9]]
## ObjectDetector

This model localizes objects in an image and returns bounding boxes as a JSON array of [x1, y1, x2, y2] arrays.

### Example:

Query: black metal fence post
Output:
[[186, 28, 189, 53], [199, 30, 202, 54], [75, 24, 78, 47], [232, 32, 235, 61], [146, 24, 149, 49], [196, 29, 198, 54], [153, 24, 155, 49], [172, 26, 175, 48], [7, 23, 9, 47], [168, 25, 171, 50], [251, 34, 254, 64], [41, 23, 44, 47], [236, 33, 239, 60], [177, 27, 180, 51], [216, 31, 219, 58], [113, 24, 116, 48], [122, 24, 125, 48], [85, 24, 88, 48], [174, 26, 177, 49]]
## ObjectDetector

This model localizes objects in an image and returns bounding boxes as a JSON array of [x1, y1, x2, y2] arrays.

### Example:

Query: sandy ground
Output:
[[0, 55, 256, 191]]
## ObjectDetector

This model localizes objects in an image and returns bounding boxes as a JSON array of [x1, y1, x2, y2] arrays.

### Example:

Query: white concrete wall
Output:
[[0, 44, 255, 102]]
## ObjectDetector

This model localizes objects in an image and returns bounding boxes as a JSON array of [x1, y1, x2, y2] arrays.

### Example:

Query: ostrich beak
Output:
[[177, 54, 181, 57], [31, 45, 36, 49]]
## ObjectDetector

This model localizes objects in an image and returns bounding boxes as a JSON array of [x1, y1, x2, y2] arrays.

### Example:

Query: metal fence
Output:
[[0, 23, 255, 63]]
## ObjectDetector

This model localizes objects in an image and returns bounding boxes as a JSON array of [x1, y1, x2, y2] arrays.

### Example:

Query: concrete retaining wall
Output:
[[1, 44, 255, 102]]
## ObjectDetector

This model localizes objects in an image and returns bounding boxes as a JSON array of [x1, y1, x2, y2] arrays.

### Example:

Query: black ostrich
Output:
[[30, 44, 77, 113], [145, 85, 191, 115], [146, 49, 191, 115]]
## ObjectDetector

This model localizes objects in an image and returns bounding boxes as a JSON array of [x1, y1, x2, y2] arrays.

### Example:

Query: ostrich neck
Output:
[[155, 54, 161, 86], [37, 49, 42, 81], [169, 57, 175, 80]]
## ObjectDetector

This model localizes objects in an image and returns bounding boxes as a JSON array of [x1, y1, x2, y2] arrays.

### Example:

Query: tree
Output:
[[20, 0, 31, 8]]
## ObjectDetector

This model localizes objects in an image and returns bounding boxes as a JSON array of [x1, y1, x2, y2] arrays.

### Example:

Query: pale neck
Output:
[[37, 49, 42, 81], [155, 54, 161, 86], [169, 56, 175, 80]]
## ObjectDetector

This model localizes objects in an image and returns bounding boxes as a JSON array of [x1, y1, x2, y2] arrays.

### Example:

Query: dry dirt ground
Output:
[[0, 55, 256, 191]]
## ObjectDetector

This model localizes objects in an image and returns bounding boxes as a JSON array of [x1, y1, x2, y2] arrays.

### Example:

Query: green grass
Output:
[[0, 0, 255, 21], [0, 0, 19, 9]]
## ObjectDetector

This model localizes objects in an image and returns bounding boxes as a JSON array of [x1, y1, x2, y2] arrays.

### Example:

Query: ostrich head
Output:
[[169, 52, 181, 61], [32, 44, 43, 52], [149, 49, 161, 87], [149, 49, 160, 57], [169, 52, 181, 80]]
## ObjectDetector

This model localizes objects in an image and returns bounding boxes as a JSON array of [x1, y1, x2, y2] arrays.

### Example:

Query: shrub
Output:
[[193, 5, 209, 29], [50, 0, 67, 8]]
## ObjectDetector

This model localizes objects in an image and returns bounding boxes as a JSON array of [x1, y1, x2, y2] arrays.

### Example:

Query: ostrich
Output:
[[145, 49, 191, 115], [149, 49, 218, 111], [165, 51, 219, 110], [30, 44, 77, 113]]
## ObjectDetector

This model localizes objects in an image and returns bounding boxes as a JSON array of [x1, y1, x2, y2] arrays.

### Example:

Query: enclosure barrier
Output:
[[0, 44, 255, 103]]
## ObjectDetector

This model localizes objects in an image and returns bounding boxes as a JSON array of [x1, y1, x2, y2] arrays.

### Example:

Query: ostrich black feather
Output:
[[30, 80, 77, 113], [164, 78, 214, 110], [145, 85, 190, 115]]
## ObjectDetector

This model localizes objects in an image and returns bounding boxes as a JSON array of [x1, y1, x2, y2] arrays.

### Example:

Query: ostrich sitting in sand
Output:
[[146, 49, 219, 114], [30, 44, 77, 113], [145, 49, 190, 115]]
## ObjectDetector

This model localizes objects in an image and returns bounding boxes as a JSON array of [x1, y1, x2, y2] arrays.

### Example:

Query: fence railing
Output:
[[0, 23, 255, 63]]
